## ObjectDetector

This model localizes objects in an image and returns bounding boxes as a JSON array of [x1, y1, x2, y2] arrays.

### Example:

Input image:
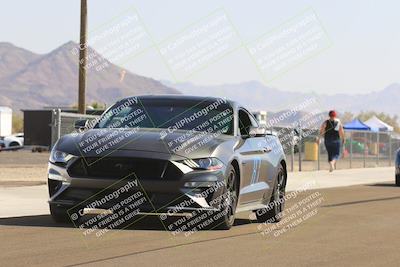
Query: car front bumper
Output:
[[47, 157, 228, 216]]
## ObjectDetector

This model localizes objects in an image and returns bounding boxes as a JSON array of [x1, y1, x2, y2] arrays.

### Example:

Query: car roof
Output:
[[119, 95, 239, 108]]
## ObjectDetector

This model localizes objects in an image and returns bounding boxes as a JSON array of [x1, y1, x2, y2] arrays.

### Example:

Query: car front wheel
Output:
[[50, 204, 74, 223], [256, 163, 286, 223], [396, 174, 400, 186], [214, 165, 238, 230], [8, 142, 20, 147]]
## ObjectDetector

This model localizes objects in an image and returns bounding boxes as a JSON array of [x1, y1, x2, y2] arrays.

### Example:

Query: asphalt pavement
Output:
[[0, 167, 399, 266], [0, 167, 394, 218]]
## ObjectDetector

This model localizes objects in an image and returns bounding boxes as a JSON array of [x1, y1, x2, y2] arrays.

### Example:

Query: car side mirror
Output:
[[248, 126, 267, 137], [74, 119, 88, 132]]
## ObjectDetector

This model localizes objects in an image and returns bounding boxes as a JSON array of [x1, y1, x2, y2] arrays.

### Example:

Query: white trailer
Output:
[[0, 106, 12, 137]]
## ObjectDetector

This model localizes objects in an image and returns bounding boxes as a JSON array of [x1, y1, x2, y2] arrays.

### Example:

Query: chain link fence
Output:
[[50, 109, 399, 172], [271, 125, 400, 172], [51, 109, 99, 148]]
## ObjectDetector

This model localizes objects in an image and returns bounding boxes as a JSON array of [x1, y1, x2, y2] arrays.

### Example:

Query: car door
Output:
[[235, 109, 270, 204]]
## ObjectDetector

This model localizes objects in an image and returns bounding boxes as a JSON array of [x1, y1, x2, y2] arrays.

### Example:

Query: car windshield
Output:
[[95, 98, 234, 135]]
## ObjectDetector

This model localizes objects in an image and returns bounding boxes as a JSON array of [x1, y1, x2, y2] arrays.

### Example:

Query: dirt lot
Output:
[[0, 150, 393, 185], [0, 150, 49, 185]]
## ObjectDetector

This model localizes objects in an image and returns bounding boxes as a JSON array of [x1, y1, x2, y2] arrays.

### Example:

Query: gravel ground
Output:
[[0, 150, 49, 165], [0, 150, 48, 185], [0, 149, 394, 186]]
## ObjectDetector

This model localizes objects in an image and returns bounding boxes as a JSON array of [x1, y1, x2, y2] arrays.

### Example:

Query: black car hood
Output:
[[56, 128, 232, 159]]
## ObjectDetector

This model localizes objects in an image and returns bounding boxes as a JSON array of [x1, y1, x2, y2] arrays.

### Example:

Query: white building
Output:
[[0, 107, 12, 137], [252, 110, 268, 126]]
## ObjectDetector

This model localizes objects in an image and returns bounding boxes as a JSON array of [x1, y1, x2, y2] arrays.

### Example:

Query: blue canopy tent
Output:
[[364, 116, 394, 132], [342, 119, 371, 168], [363, 116, 394, 165], [343, 119, 371, 131], [343, 117, 394, 167]]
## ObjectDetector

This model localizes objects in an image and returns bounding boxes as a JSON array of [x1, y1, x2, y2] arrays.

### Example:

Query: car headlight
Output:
[[180, 158, 224, 171], [49, 150, 75, 165]]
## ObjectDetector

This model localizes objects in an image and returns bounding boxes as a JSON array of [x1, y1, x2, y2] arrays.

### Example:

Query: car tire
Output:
[[256, 163, 286, 223], [396, 175, 400, 186], [214, 165, 239, 230], [9, 142, 20, 147], [49, 204, 73, 223]]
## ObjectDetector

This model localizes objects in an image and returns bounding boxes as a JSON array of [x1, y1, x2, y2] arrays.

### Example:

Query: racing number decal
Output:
[[251, 157, 261, 184]]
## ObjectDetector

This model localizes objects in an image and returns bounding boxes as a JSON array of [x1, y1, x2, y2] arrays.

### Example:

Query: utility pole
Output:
[[78, 0, 88, 114]]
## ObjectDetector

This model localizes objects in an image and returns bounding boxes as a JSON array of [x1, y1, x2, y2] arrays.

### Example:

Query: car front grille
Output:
[[67, 157, 182, 180]]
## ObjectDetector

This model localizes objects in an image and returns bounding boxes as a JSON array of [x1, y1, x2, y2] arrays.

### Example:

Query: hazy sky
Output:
[[1, 0, 399, 94]]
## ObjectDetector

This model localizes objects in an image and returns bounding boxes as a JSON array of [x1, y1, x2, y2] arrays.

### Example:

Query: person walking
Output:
[[319, 110, 345, 172]]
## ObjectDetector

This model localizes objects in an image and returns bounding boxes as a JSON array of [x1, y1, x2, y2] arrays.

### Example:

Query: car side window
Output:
[[238, 109, 257, 136], [248, 112, 259, 128]]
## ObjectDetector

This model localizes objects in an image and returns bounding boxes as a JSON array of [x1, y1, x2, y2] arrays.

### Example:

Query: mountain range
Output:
[[0, 41, 179, 111], [0, 41, 399, 118], [162, 81, 400, 116]]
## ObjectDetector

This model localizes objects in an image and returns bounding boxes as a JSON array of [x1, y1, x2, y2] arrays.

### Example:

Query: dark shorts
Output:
[[325, 139, 341, 162]]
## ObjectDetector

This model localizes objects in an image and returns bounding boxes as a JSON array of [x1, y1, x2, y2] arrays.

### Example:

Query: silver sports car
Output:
[[48, 95, 287, 230]]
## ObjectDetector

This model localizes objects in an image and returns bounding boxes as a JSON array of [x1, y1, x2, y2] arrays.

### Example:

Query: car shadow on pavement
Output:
[[0, 215, 74, 228], [367, 183, 398, 187], [0, 215, 256, 231]]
